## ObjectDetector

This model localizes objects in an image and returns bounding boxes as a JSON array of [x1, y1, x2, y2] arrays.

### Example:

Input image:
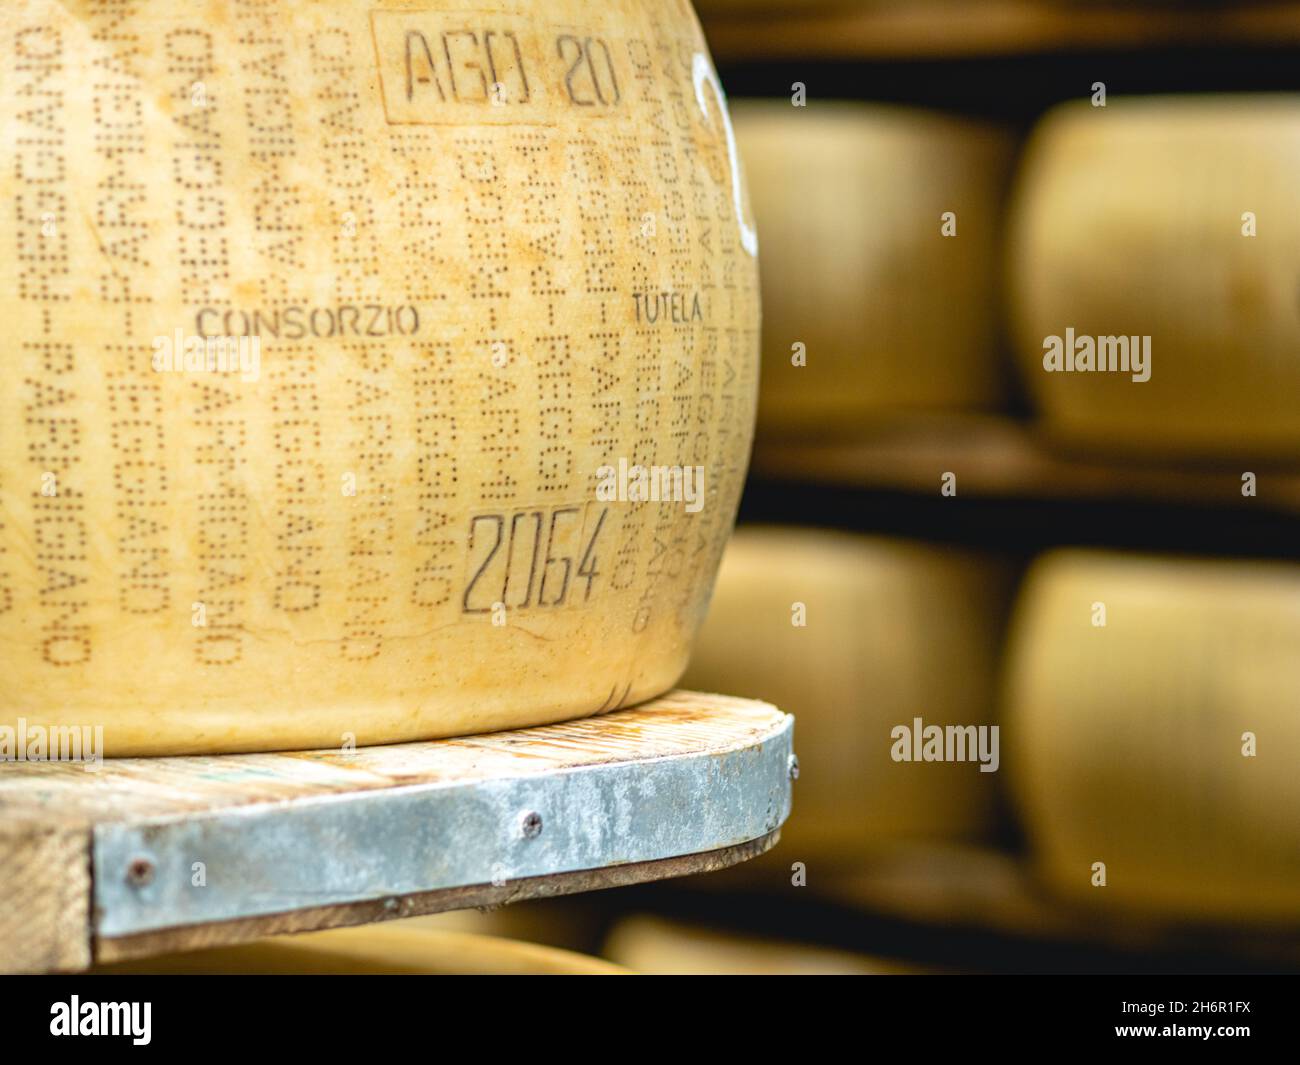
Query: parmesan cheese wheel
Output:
[[93, 925, 629, 975], [733, 101, 1013, 439], [604, 914, 919, 975], [1004, 550, 1300, 923], [0, 0, 760, 755], [396, 901, 603, 955], [681, 527, 1011, 870], [1007, 97, 1300, 457]]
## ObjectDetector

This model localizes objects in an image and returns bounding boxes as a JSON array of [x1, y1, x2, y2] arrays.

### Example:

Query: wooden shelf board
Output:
[[703, 1, 1300, 62], [750, 414, 1300, 513], [0, 691, 793, 973], [815, 842, 1300, 964]]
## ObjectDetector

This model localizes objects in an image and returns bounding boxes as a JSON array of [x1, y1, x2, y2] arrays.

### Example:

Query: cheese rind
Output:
[[734, 101, 1012, 439], [0, 0, 760, 754], [604, 914, 918, 975], [682, 527, 1011, 869], [1008, 97, 1300, 456], [94, 925, 628, 975], [1004, 550, 1300, 922]]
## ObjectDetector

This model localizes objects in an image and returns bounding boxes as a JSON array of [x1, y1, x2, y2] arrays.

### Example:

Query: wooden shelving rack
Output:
[[702, 0, 1300, 62], [691, 0, 1300, 973], [750, 414, 1300, 514], [0, 691, 794, 974]]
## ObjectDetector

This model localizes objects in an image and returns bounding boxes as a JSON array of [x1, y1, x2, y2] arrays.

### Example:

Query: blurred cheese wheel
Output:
[[396, 900, 604, 956], [1004, 550, 1300, 923], [94, 925, 628, 975], [733, 101, 1012, 440], [1008, 97, 1300, 457], [0, 0, 759, 754], [604, 914, 919, 974], [682, 527, 1011, 870]]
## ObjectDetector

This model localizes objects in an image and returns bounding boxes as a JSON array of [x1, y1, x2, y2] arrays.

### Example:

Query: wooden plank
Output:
[[0, 691, 792, 972], [750, 414, 1300, 513], [817, 842, 1300, 964], [0, 690, 786, 820], [703, 0, 1300, 62], [680, 840, 1300, 965], [0, 812, 92, 973]]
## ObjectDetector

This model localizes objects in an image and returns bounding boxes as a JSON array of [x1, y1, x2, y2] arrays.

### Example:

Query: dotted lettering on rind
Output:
[[1, 1, 759, 736]]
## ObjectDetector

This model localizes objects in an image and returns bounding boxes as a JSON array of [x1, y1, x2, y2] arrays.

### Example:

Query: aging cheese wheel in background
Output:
[[733, 101, 1013, 440], [0, 0, 760, 754], [1007, 97, 1300, 456], [395, 900, 605, 956], [1004, 550, 1300, 923], [682, 527, 1012, 871], [603, 914, 920, 975], [93, 925, 628, 975]]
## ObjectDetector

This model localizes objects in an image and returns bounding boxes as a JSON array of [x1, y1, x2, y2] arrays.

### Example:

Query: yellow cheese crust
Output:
[[1005, 550, 1300, 922], [604, 914, 918, 975], [94, 925, 629, 975], [1008, 97, 1300, 456], [734, 101, 1012, 438], [0, 0, 760, 754], [682, 526, 1012, 869]]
